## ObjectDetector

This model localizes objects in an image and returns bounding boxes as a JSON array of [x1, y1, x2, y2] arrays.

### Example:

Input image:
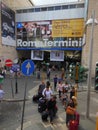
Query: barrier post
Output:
[[74, 84, 78, 98], [42, 72, 46, 80], [96, 112, 98, 130]]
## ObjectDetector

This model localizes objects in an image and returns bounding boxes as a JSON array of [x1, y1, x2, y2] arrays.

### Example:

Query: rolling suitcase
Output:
[[32, 95, 39, 103], [38, 98, 47, 113], [74, 112, 80, 125], [69, 120, 78, 130]]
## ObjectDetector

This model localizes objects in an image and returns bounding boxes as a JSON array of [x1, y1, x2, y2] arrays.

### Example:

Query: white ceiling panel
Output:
[[32, 0, 81, 6], [1, 0, 34, 10], [1, 0, 84, 11]]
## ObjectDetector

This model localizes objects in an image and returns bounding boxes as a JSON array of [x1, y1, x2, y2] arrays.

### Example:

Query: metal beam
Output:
[[28, 0, 34, 6]]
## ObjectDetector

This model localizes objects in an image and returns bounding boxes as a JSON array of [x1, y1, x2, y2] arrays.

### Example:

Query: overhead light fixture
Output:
[[86, 17, 98, 25]]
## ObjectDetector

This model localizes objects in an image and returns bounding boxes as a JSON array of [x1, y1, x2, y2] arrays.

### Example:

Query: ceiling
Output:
[[1, 0, 83, 11], [1, 0, 34, 10], [32, 0, 80, 6]]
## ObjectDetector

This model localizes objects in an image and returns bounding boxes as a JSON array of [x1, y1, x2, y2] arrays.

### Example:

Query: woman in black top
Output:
[[46, 95, 57, 124]]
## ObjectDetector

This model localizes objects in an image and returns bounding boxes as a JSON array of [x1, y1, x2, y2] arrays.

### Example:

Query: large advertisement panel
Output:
[[16, 19, 84, 49], [1, 3, 15, 46], [50, 51, 64, 61], [31, 50, 44, 60], [52, 19, 84, 37]]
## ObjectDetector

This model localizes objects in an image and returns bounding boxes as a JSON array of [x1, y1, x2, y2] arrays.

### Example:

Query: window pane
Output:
[[55, 6, 61, 10], [28, 8, 34, 12], [41, 7, 47, 11], [69, 4, 76, 9], [62, 5, 68, 9], [48, 7, 54, 11], [77, 4, 84, 8], [35, 8, 40, 12]]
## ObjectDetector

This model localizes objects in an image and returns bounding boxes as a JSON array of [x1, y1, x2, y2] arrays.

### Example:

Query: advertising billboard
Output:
[[31, 50, 44, 60], [16, 18, 84, 49], [50, 51, 64, 61], [52, 19, 84, 37], [1, 2, 15, 46]]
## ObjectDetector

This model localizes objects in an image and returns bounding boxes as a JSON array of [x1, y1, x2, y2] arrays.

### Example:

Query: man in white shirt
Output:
[[42, 85, 53, 101]]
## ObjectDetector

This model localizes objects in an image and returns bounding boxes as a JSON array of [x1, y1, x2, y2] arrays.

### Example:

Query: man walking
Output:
[[53, 75, 58, 90]]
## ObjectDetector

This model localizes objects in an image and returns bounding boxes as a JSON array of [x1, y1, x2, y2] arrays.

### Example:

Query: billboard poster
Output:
[[31, 50, 44, 60], [1, 2, 15, 46], [16, 19, 84, 49], [50, 51, 64, 61], [52, 19, 84, 37]]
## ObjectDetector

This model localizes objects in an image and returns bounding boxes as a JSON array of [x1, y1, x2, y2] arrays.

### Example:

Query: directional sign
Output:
[[21, 60, 35, 76], [11, 64, 20, 72], [5, 59, 13, 67]]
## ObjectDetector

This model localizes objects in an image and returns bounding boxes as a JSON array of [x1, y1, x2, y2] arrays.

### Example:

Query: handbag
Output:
[[66, 106, 76, 115]]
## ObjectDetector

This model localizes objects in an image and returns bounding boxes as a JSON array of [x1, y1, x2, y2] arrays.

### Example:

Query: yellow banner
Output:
[[52, 19, 84, 37]]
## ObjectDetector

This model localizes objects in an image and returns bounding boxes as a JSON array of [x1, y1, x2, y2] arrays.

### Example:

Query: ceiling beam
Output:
[[28, 0, 34, 6]]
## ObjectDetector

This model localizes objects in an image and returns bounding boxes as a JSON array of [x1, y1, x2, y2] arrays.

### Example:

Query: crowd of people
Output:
[[33, 80, 57, 124], [33, 77, 78, 127]]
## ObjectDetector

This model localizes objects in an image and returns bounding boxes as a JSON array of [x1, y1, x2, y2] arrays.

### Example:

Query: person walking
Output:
[[61, 67, 65, 80], [47, 68, 51, 80], [38, 81, 45, 98], [63, 81, 69, 93], [53, 74, 58, 91], [57, 81, 63, 99], [42, 85, 53, 101], [65, 99, 76, 127], [46, 95, 57, 124], [70, 86, 75, 99], [36, 69, 40, 79]]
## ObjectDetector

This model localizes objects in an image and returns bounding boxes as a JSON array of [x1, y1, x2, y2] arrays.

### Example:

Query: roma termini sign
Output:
[[16, 18, 84, 49], [16, 37, 83, 48]]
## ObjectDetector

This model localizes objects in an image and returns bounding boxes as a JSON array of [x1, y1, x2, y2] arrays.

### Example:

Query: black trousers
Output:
[[59, 90, 62, 98], [54, 82, 57, 90], [48, 108, 57, 122]]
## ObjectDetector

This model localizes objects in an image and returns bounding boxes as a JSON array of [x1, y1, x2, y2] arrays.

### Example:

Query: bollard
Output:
[[74, 87, 77, 98], [96, 112, 98, 130], [42, 72, 45, 80]]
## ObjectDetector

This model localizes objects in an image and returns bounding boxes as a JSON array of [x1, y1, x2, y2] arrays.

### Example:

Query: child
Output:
[[61, 89, 68, 108]]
